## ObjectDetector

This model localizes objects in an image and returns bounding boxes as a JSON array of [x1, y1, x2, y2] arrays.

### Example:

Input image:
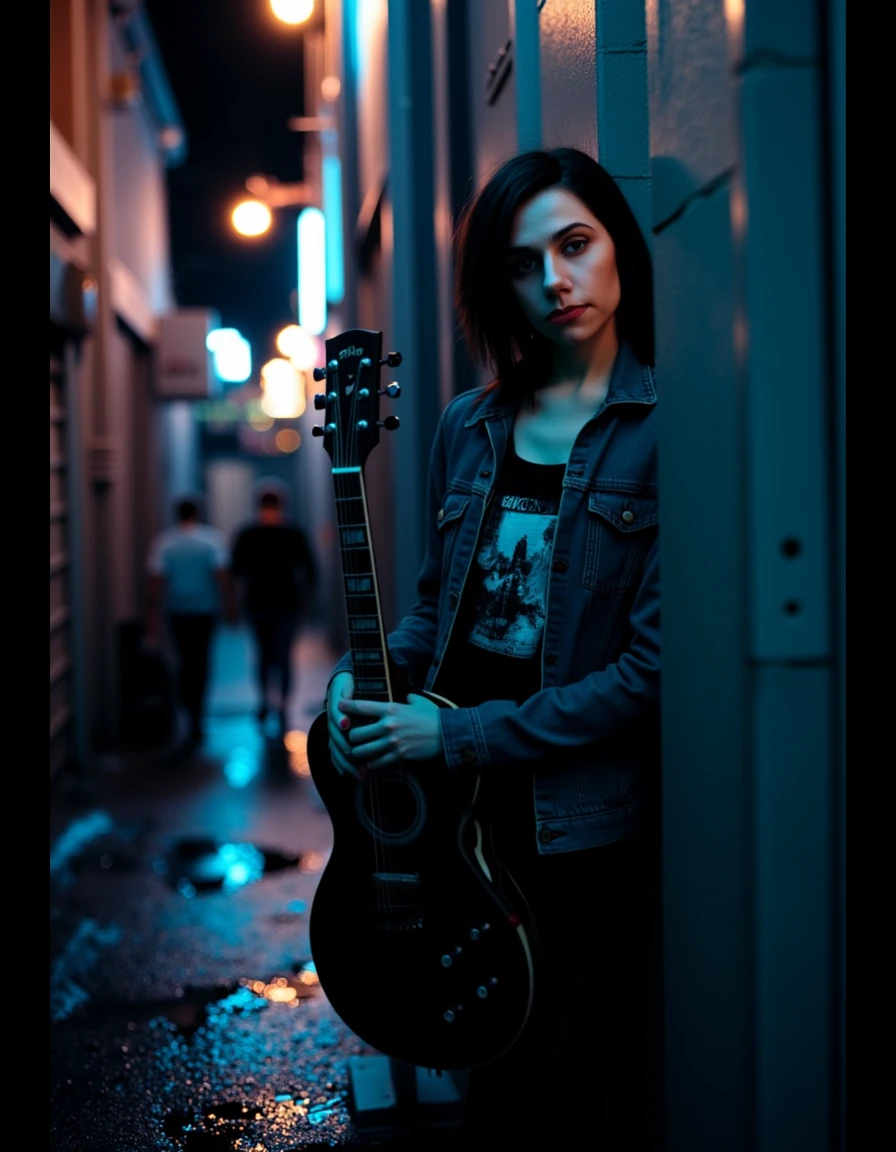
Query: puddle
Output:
[[156, 836, 304, 895]]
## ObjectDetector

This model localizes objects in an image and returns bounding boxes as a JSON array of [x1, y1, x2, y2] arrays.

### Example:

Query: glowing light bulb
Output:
[[270, 0, 314, 25], [232, 200, 272, 237]]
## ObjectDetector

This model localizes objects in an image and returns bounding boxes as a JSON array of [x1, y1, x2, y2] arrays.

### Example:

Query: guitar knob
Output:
[[313, 393, 327, 409], [381, 383, 401, 398], [312, 425, 325, 438], [380, 352, 402, 367], [378, 415, 400, 431], [313, 366, 327, 381]]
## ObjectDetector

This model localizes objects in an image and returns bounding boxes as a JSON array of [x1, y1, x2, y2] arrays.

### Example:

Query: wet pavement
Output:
[[49, 625, 469, 1151]]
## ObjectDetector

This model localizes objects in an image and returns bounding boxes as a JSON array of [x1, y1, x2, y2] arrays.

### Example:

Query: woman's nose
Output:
[[542, 256, 569, 294]]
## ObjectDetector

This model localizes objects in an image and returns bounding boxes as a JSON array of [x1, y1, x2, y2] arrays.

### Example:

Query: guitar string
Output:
[[352, 353, 389, 909]]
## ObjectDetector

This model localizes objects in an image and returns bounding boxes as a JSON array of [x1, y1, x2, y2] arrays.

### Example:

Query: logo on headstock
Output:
[[338, 345, 366, 395]]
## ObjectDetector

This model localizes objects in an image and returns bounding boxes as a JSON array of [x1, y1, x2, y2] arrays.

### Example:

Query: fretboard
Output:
[[332, 467, 392, 703]]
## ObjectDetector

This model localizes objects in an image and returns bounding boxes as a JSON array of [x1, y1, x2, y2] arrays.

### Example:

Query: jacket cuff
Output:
[[439, 706, 489, 773]]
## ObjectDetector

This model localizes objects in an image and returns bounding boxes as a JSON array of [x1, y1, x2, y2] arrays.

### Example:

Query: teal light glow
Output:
[[297, 207, 327, 336], [206, 327, 252, 383], [322, 149, 344, 303]]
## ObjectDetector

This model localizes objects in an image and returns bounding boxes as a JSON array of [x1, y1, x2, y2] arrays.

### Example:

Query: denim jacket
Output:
[[333, 340, 660, 854]]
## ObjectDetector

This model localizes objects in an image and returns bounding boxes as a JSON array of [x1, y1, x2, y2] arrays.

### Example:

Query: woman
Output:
[[326, 147, 660, 1147]]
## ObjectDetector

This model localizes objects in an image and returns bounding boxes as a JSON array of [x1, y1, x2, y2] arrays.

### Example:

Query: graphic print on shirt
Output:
[[467, 494, 558, 659]]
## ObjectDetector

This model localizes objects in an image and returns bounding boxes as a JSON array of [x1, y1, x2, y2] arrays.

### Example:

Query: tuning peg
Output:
[[379, 383, 401, 399], [378, 415, 400, 431], [313, 366, 327, 381], [380, 352, 402, 367], [311, 425, 325, 437], [313, 393, 328, 409]]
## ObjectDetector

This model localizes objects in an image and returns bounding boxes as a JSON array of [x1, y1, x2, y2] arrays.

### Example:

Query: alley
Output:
[[49, 625, 467, 1151]]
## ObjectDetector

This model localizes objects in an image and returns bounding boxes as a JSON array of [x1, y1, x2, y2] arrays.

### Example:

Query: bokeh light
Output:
[[275, 323, 317, 370], [232, 199, 272, 237], [270, 0, 314, 25], [275, 428, 302, 453], [260, 358, 305, 419]]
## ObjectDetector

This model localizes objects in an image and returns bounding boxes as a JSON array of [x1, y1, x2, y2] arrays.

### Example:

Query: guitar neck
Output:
[[333, 467, 393, 703]]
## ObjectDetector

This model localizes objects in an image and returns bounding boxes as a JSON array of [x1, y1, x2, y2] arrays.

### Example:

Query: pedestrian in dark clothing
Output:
[[231, 486, 319, 730], [146, 495, 237, 747]]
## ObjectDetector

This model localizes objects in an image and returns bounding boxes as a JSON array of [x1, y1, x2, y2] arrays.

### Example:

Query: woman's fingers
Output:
[[326, 672, 360, 776]]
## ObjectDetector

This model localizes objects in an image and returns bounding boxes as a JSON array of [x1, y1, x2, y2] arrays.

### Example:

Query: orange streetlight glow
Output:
[[276, 323, 317, 370], [232, 199, 273, 237], [270, 0, 314, 25]]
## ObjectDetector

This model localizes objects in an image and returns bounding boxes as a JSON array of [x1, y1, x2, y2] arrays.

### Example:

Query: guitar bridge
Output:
[[371, 872, 424, 931]]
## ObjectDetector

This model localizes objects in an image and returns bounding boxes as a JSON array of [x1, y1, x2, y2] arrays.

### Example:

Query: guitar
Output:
[[305, 328, 539, 1071]]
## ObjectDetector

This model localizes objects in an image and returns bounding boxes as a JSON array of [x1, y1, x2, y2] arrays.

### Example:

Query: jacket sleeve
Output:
[[437, 533, 661, 772]]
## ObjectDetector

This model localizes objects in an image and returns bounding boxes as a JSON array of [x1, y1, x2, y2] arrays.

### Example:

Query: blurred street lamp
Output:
[[260, 357, 305, 419], [276, 323, 318, 370], [232, 199, 272, 237], [270, 0, 314, 26]]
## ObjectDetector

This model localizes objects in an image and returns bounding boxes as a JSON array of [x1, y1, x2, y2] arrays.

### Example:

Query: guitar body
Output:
[[305, 329, 538, 1071], [307, 699, 538, 1070]]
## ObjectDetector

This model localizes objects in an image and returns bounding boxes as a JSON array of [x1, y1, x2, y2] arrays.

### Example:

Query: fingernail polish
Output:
[[339, 717, 350, 731]]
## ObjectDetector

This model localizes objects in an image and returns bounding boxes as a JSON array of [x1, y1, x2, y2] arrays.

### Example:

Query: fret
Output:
[[352, 649, 385, 664], [352, 672, 386, 691]]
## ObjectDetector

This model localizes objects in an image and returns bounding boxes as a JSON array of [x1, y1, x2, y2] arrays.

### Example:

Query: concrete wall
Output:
[[649, 2, 842, 1147]]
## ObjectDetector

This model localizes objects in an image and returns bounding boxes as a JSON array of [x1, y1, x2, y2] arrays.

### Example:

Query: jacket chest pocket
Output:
[[582, 490, 657, 593], [436, 493, 471, 578]]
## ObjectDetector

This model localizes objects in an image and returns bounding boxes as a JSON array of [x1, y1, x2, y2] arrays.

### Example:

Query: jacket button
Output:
[[479, 470, 491, 478], [544, 654, 557, 666], [437, 509, 445, 522], [622, 510, 635, 524], [538, 827, 556, 844], [552, 558, 568, 573], [461, 748, 476, 763]]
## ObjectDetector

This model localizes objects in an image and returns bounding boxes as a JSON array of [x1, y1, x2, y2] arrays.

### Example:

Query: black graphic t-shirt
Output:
[[447, 445, 565, 709]]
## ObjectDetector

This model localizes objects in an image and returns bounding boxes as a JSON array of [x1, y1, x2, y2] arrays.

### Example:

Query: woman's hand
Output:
[[326, 671, 359, 777], [337, 694, 444, 771]]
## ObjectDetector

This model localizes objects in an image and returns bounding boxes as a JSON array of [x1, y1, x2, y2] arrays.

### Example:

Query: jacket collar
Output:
[[464, 339, 656, 427]]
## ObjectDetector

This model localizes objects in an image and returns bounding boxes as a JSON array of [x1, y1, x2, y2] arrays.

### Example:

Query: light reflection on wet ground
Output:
[[49, 627, 427, 1150]]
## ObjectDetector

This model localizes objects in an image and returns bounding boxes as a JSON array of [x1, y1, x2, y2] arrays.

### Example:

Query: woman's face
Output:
[[507, 186, 621, 355]]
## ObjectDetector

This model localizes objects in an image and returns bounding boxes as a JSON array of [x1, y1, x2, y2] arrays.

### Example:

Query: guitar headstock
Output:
[[311, 329, 401, 469]]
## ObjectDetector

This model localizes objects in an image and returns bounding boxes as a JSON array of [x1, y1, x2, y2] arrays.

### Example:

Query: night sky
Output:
[[144, 0, 309, 367]]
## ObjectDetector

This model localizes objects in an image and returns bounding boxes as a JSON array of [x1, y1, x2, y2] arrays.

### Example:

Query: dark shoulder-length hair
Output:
[[453, 146, 655, 390]]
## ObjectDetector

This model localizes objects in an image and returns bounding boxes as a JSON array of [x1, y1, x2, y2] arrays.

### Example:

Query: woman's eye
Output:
[[509, 257, 537, 278], [563, 236, 588, 255]]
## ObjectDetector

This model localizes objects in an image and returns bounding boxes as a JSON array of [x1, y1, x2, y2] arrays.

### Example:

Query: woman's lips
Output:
[[546, 305, 587, 324]]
